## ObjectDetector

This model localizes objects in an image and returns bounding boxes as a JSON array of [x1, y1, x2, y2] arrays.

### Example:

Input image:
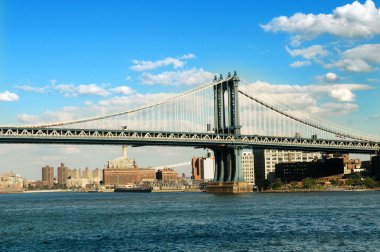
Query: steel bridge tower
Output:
[[207, 72, 252, 193]]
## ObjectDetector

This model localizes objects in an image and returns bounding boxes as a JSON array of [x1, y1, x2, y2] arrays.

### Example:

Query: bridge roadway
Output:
[[0, 127, 379, 154]]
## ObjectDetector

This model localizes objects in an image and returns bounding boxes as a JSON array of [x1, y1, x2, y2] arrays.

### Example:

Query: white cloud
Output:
[[290, 60, 311, 68], [180, 53, 196, 60], [286, 45, 328, 59], [262, 0, 380, 44], [335, 44, 380, 72], [325, 72, 338, 82], [141, 68, 214, 86], [0, 91, 19, 102], [54, 83, 110, 97], [54, 84, 77, 97], [98, 93, 176, 109], [17, 106, 81, 124], [77, 84, 110, 96], [330, 88, 355, 101], [131, 57, 185, 71], [130, 53, 196, 71], [240, 81, 371, 115], [309, 102, 359, 116], [110, 86, 135, 95], [17, 113, 40, 124], [16, 85, 47, 93]]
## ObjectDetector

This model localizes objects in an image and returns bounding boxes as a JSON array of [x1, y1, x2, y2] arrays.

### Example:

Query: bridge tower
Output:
[[207, 72, 252, 193]]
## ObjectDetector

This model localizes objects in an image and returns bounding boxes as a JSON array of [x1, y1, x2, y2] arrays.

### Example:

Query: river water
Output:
[[1, 191, 380, 251]]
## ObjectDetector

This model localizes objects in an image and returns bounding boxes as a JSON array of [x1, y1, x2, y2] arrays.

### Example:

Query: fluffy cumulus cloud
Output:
[[0, 91, 19, 102], [335, 44, 380, 72], [240, 81, 371, 115], [309, 102, 359, 116], [77, 84, 110, 96], [54, 83, 110, 97], [180, 54, 196, 60], [16, 81, 137, 98], [141, 68, 214, 86], [262, 0, 380, 44], [110, 86, 135, 95], [330, 88, 355, 101], [17, 114, 41, 124], [325, 72, 338, 82], [130, 53, 196, 72], [16, 106, 81, 124], [286, 45, 328, 59]]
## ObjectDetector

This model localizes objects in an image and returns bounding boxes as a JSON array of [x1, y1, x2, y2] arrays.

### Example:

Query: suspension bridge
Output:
[[0, 72, 379, 192]]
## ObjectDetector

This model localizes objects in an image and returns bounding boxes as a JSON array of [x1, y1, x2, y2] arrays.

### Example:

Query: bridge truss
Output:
[[0, 73, 379, 154]]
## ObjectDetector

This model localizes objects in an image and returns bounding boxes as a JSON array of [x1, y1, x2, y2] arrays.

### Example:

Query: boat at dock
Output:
[[114, 186, 153, 193]]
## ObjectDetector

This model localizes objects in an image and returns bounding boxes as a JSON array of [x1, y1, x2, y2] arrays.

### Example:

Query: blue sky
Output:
[[1, 0, 380, 179]]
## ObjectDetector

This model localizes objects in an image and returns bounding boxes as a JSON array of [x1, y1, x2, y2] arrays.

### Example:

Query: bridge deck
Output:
[[0, 127, 378, 154]]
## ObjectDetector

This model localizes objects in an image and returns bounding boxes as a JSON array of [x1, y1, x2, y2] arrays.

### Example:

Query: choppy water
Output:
[[1, 191, 380, 251]]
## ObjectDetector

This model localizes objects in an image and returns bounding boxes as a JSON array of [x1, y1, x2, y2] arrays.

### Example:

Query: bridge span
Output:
[[1, 72, 379, 192], [0, 127, 378, 154]]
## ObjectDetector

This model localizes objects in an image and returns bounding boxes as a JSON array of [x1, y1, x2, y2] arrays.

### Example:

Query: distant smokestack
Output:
[[122, 145, 128, 160]]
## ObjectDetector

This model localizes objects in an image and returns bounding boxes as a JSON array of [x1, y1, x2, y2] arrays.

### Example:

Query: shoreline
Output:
[[261, 188, 380, 193]]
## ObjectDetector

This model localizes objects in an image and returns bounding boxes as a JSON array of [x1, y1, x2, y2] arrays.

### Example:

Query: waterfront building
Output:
[[253, 149, 321, 186], [68, 169, 81, 179], [82, 167, 93, 179], [192, 150, 215, 181], [275, 158, 345, 182], [103, 145, 156, 186], [42, 165, 54, 187], [108, 145, 136, 169], [191, 157, 202, 180], [202, 149, 215, 180], [57, 162, 69, 185], [0, 172, 24, 192], [93, 168, 103, 180], [202, 157, 214, 180], [156, 168, 178, 181], [103, 168, 156, 185], [242, 151, 255, 184], [372, 155, 380, 179]]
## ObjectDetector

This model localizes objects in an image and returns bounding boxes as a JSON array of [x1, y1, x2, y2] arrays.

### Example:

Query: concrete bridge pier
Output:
[[206, 146, 252, 193]]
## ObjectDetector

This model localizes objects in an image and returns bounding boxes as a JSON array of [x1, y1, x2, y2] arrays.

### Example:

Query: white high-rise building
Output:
[[202, 149, 215, 180], [242, 151, 255, 184], [253, 149, 321, 185], [202, 157, 215, 180]]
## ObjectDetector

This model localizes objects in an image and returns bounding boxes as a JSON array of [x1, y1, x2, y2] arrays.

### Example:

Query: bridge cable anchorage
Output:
[[238, 89, 380, 142], [2, 76, 236, 130]]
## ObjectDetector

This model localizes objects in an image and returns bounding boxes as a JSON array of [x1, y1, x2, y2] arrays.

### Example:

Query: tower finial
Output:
[[219, 74, 223, 80]]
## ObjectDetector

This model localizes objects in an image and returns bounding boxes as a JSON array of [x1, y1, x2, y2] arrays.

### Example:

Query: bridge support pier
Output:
[[206, 147, 253, 193], [206, 72, 252, 193]]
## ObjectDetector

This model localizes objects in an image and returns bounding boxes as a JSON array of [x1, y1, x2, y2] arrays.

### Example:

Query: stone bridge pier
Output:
[[206, 72, 252, 193]]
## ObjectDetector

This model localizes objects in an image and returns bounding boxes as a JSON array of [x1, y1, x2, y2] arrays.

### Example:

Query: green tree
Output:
[[262, 179, 270, 191], [271, 178, 283, 190], [364, 178, 377, 188], [302, 177, 317, 189]]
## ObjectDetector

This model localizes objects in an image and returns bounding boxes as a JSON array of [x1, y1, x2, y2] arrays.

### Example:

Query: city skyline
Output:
[[1, 0, 380, 179]]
